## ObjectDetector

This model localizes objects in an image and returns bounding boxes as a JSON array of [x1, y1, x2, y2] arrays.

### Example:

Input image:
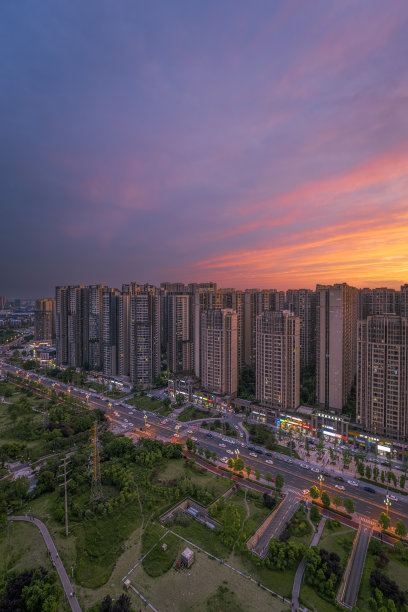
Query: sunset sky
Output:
[[1, 0, 408, 296]]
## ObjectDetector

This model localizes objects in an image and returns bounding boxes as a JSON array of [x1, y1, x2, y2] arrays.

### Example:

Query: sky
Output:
[[1, 0, 408, 297]]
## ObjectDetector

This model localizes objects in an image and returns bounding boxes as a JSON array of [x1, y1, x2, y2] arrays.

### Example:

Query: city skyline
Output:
[[1, 1, 408, 296]]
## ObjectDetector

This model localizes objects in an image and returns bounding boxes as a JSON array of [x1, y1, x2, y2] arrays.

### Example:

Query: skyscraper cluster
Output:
[[54, 281, 408, 440]]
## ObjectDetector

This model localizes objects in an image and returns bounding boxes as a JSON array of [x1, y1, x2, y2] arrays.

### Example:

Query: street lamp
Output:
[[384, 496, 391, 516], [143, 412, 147, 427], [235, 448, 240, 460], [318, 474, 324, 493]]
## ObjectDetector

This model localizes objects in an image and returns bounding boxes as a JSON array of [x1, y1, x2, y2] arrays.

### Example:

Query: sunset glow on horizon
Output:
[[1, 0, 408, 295]]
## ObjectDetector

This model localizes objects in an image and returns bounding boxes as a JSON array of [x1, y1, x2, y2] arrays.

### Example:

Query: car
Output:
[[286, 458, 293, 464], [311, 467, 319, 473], [265, 459, 273, 465], [219, 444, 226, 448], [206, 433, 213, 438], [226, 450, 234, 455], [347, 480, 358, 487], [302, 489, 309, 495], [191, 436, 197, 441], [335, 484, 345, 491], [124, 419, 128, 422], [300, 463, 307, 469], [363, 486, 376, 494], [388, 494, 398, 502], [187, 430, 193, 434], [249, 452, 257, 458], [334, 476, 345, 482], [221, 457, 228, 463], [322, 472, 331, 478]]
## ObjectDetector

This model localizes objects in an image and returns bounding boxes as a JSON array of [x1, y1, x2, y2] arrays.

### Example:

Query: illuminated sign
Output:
[[377, 444, 391, 453]]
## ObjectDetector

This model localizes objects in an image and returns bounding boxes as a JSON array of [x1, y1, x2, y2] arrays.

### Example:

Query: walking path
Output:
[[253, 491, 299, 557], [8, 516, 81, 612], [292, 516, 327, 612], [338, 524, 372, 609]]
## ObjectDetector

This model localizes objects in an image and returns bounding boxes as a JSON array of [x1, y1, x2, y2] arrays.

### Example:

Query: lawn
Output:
[[167, 517, 231, 559], [299, 584, 339, 612], [126, 395, 172, 416], [130, 548, 288, 612], [229, 550, 298, 598], [225, 488, 271, 537], [286, 506, 314, 547], [142, 531, 181, 577], [317, 522, 355, 566], [155, 459, 231, 499], [356, 540, 408, 611], [177, 405, 214, 422]]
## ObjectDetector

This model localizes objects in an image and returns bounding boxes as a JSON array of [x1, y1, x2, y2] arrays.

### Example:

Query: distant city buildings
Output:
[[200, 309, 238, 396]]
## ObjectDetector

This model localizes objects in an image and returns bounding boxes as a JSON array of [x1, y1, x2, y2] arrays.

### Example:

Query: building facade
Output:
[[316, 283, 358, 411], [357, 314, 408, 440], [200, 309, 238, 395], [285, 289, 316, 369], [34, 298, 56, 341], [256, 310, 300, 411]]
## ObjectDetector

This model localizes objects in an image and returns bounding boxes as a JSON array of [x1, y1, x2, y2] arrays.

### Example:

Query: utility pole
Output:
[[58, 455, 71, 537]]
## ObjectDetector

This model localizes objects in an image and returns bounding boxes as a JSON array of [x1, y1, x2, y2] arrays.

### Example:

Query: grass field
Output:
[[131, 548, 288, 612], [155, 459, 231, 499], [356, 541, 408, 611], [0, 521, 71, 612], [126, 395, 172, 416], [299, 584, 338, 612], [317, 522, 355, 565], [177, 405, 214, 422], [225, 488, 271, 536]]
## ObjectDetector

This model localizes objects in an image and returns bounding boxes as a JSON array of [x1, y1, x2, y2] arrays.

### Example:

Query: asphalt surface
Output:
[[292, 516, 327, 611], [342, 525, 372, 608], [2, 361, 408, 527], [253, 490, 299, 557]]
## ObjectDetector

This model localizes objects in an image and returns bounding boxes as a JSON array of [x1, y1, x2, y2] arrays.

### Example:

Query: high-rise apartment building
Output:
[[87, 285, 105, 369], [129, 292, 161, 387], [200, 309, 238, 395], [357, 314, 408, 440], [256, 311, 300, 411], [243, 289, 284, 368], [316, 283, 358, 411], [167, 294, 194, 373], [358, 287, 398, 319], [400, 285, 408, 319], [34, 298, 56, 341], [56, 285, 87, 367], [102, 288, 121, 376], [0, 296, 6, 309], [285, 289, 316, 369]]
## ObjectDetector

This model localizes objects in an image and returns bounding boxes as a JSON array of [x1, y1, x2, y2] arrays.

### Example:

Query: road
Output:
[[2, 361, 408, 527], [341, 525, 372, 609], [8, 516, 81, 612], [292, 516, 327, 611], [253, 490, 299, 557]]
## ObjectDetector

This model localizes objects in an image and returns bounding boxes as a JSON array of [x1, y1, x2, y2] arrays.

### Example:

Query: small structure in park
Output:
[[181, 547, 194, 568], [162, 543, 168, 551], [124, 579, 131, 589]]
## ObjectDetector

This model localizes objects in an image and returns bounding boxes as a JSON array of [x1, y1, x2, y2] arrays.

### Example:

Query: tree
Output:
[[321, 490, 330, 509], [234, 458, 244, 472], [227, 458, 234, 469], [305, 438, 310, 456], [204, 448, 211, 460], [373, 466, 379, 481], [332, 494, 341, 509], [186, 437, 193, 452], [198, 446, 204, 456], [255, 469, 260, 480], [211, 451, 217, 462], [275, 473, 284, 495], [309, 485, 319, 500], [99, 595, 113, 611], [357, 461, 365, 477], [400, 474, 406, 489], [316, 437, 324, 456], [342, 448, 352, 467], [344, 498, 354, 515], [265, 471, 273, 483], [395, 520, 407, 538], [112, 594, 132, 611], [310, 505, 321, 524], [163, 397, 171, 408], [329, 448, 336, 462], [378, 512, 391, 531], [381, 470, 385, 483], [245, 465, 252, 478], [175, 393, 185, 406], [365, 465, 372, 480]]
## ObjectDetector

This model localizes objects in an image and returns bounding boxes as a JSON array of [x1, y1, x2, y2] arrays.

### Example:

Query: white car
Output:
[[347, 480, 358, 487], [187, 430, 193, 434], [265, 459, 273, 465], [311, 467, 319, 473], [388, 494, 398, 502], [300, 463, 308, 469], [335, 484, 345, 491], [249, 452, 257, 458], [219, 444, 226, 448], [221, 457, 228, 463], [226, 449, 234, 455], [124, 419, 129, 423]]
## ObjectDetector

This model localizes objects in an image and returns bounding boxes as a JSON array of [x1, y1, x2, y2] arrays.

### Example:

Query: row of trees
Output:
[[309, 485, 355, 515]]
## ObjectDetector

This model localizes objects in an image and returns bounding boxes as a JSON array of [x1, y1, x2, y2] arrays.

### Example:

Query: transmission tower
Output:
[[89, 422, 103, 502]]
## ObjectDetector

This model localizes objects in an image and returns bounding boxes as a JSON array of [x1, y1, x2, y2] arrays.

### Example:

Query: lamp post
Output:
[[235, 448, 240, 460], [384, 496, 391, 516], [143, 411, 147, 427], [318, 474, 324, 494]]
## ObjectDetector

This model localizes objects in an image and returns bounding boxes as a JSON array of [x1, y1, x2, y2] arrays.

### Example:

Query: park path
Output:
[[8, 516, 81, 612], [291, 515, 327, 612]]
